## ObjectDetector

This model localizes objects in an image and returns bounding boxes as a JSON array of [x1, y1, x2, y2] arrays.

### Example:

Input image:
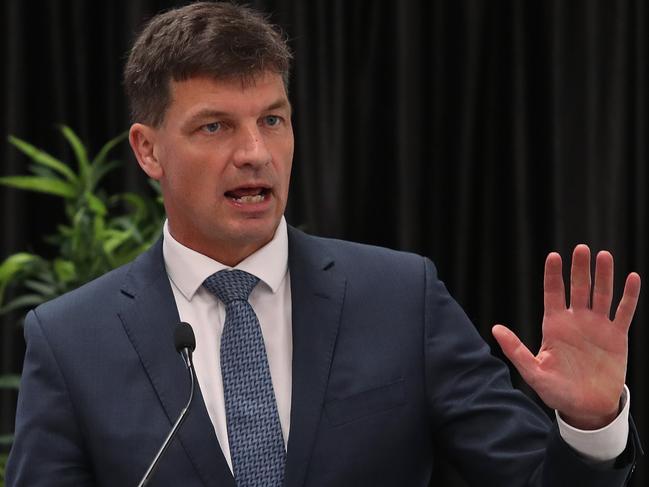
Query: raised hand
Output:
[[492, 245, 641, 430]]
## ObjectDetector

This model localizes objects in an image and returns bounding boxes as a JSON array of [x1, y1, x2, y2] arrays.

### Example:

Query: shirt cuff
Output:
[[556, 385, 630, 463]]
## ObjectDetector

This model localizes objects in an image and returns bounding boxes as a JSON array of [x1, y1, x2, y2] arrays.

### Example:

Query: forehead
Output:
[[164, 72, 290, 123]]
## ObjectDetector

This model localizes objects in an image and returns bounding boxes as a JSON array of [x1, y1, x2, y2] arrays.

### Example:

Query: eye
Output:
[[201, 122, 221, 133], [264, 115, 282, 127]]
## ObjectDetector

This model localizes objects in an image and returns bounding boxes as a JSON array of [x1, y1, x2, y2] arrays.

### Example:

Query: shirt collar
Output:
[[162, 217, 289, 300]]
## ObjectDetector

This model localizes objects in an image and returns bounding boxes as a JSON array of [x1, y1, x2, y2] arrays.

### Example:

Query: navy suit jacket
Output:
[[7, 226, 639, 486]]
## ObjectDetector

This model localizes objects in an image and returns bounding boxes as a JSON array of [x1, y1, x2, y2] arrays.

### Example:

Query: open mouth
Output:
[[224, 187, 271, 203]]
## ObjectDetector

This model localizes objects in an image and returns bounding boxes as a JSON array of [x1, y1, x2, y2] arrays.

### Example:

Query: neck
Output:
[[166, 226, 273, 267]]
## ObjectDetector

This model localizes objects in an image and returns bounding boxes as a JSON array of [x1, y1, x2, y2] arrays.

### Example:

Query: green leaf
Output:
[[0, 294, 45, 315], [0, 374, 20, 389], [34, 267, 57, 285], [53, 259, 76, 284], [92, 131, 127, 170], [0, 451, 7, 478], [86, 192, 107, 216], [119, 193, 148, 221], [93, 214, 106, 239], [0, 253, 39, 283], [28, 164, 57, 179], [59, 125, 90, 185], [112, 216, 143, 238], [103, 229, 133, 254], [148, 179, 162, 193], [0, 434, 14, 446], [23, 279, 57, 298], [0, 176, 76, 198], [90, 160, 121, 190], [148, 179, 164, 204], [0, 253, 40, 304], [7, 135, 77, 183]]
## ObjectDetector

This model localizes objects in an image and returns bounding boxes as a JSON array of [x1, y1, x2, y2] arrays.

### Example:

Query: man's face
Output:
[[131, 72, 294, 265]]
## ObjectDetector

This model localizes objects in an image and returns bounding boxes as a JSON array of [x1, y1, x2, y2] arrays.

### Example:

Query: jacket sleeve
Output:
[[5, 309, 94, 487], [422, 257, 640, 487]]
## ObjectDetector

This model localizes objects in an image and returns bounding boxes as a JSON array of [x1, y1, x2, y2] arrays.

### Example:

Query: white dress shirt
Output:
[[162, 217, 629, 471], [163, 217, 292, 472], [556, 386, 629, 462]]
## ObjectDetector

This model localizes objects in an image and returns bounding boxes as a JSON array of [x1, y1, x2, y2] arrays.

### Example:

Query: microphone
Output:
[[175, 322, 196, 368], [137, 322, 196, 487]]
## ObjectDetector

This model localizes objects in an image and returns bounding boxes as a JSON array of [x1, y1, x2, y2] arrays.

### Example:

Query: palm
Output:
[[493, 245, 640, 430]]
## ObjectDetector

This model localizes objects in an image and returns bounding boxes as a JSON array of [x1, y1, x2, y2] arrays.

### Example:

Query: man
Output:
[[6, 2, 642, 486]]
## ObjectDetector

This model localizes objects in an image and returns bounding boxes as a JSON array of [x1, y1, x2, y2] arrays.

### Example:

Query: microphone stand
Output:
[[137, 349, 195, 487]]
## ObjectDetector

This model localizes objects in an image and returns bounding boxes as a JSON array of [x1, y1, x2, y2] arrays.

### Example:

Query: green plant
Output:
[[0, 452, 6, 483], [0, 126, 165, 481]]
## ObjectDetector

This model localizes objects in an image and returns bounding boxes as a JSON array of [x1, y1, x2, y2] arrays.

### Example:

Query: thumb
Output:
[[492, 324, 538, 386]]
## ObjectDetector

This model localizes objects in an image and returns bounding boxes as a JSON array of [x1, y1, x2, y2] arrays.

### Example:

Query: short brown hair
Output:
[[123, 1, 292, 126]]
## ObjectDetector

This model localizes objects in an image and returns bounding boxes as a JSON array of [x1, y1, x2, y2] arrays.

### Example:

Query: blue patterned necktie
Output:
[[203, 269, 286, 487]]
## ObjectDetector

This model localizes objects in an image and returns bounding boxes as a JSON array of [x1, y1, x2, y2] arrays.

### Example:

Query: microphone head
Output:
[[174, 322, 196, 353]]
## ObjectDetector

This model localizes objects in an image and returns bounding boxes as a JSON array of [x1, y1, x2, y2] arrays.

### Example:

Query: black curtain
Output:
[[1, 1, 647, 485]]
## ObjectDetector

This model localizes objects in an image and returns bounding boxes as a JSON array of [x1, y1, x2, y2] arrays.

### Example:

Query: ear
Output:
[[129, 123, 163, 180]]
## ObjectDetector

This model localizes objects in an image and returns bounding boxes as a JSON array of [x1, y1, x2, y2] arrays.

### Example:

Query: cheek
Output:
[[282, 161, 293, 186], [163, 148, 210, 186], [273, 160, 292, 197], [274, 139, 294, 183], [162, 165, 207, 210]]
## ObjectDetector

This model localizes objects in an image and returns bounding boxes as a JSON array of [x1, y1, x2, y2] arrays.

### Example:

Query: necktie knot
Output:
[[203, 269, 260, 304]]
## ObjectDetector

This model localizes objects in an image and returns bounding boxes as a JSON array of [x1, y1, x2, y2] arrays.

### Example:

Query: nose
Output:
[[232, 124, 271, 168]]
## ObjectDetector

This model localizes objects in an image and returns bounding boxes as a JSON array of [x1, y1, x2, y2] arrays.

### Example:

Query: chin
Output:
[[229, 219, 279, 244]]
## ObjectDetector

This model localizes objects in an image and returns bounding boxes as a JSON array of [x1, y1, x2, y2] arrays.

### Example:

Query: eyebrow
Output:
[[264, 99, 292, 113], [183, 98, 292, 129]]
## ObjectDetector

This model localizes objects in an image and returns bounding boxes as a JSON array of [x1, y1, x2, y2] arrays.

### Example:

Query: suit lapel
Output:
[[284, 227, 346, 487], [118, 239, 235, 487], [118, 229, 345, 487]]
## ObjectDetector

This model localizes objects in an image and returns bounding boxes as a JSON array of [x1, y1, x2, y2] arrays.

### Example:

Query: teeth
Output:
[[234, 194, 265, 203]]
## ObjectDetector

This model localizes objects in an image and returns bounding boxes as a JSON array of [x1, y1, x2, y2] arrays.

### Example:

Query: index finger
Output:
[[544, 252, 566, 315]]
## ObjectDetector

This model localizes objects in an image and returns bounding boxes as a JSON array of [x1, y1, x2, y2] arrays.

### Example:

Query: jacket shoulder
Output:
[[31, 240, 163, 327], [288, 225, 437, 278]]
